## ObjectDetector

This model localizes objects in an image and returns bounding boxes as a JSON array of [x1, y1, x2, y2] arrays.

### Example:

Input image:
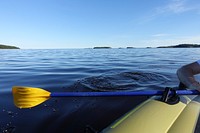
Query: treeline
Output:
[[157, 44, 200, 48], [0, 44, 20, 49]]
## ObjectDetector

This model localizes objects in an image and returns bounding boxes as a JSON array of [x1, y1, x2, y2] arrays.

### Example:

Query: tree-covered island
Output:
[[157, 44, 200, 48], [93, 47, 111, 49], [0, 44, 20, 49]]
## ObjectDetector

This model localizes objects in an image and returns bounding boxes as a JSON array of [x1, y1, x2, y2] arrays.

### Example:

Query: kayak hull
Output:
[[102, 95, 200, 133]]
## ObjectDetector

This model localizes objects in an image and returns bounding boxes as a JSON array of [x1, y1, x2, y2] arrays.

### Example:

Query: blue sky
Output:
[[0, 0, 200, 49]]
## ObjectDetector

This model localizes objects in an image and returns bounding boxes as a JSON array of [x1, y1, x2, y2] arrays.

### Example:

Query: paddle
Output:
[[12, 86, 200, 108]]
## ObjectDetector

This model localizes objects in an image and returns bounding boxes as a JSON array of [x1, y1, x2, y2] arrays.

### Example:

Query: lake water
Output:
[[0, 48, 199, 133]]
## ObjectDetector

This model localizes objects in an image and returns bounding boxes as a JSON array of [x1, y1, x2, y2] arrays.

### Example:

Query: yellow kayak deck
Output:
[[102, 95, 200, 133]]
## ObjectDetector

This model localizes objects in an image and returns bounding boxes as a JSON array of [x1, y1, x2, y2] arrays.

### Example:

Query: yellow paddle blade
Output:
[[12, 86, 51, 108]]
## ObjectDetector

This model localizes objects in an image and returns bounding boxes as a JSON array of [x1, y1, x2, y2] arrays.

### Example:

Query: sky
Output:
[[0, 0, 200, 49]]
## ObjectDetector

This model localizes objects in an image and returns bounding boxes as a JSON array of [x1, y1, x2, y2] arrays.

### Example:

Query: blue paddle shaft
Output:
[[50, 90, 200, 97]]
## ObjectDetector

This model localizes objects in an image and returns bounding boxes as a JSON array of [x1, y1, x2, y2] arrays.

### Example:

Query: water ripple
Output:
[[75, 71, 170, 91]]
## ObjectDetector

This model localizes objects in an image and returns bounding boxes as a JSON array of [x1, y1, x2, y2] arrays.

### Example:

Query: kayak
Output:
[[101, 95, 200, 133]]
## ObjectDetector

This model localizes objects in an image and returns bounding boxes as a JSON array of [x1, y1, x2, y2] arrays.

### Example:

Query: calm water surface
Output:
[[0, 48, 199, 133]]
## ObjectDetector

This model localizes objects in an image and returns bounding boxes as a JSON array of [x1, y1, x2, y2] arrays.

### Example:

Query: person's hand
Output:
[[189, 82, 200, 92]]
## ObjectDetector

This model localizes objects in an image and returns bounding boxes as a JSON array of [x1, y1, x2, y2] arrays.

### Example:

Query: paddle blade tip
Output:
[[12, 86, 51, 108]]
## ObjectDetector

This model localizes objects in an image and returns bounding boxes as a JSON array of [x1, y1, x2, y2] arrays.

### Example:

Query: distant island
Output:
[[93, 47, 136, 49], [157, 44, 200, 48], [93, 47, 111, 49], [0, 44, 20, 49], [126, 47, 135, 49]]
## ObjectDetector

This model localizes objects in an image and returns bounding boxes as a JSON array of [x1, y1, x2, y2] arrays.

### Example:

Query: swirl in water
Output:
[[74, 71, 170, 91]]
